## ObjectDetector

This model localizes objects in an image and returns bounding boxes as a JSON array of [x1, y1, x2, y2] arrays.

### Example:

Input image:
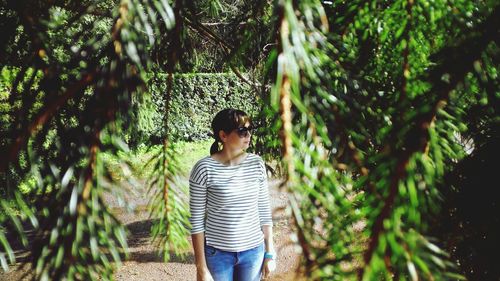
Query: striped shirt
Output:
[[189, 153, 273, 252]]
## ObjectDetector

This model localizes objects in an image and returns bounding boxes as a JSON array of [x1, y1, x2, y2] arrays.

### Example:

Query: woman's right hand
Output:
[[196, 267, 214, 281]]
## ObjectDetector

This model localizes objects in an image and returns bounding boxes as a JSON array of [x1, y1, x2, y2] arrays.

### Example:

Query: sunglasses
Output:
[[235, 126, 253, 137]]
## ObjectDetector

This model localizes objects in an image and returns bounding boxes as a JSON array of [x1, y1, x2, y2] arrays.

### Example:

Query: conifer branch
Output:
[[361, 7, 499, 278]]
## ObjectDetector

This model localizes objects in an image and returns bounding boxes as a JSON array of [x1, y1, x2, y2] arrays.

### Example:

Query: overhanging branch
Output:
[[361, 6, 499, 279]]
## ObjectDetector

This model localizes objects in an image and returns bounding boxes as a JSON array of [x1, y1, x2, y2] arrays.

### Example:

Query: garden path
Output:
[[1, 179, 301, 281]]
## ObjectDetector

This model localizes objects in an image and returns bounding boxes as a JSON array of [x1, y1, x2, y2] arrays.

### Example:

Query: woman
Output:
[[189, 108, 276, 281]]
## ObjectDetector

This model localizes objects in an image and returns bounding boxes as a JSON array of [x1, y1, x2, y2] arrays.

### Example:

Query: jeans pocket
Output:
[[205, 245, 217, 257]]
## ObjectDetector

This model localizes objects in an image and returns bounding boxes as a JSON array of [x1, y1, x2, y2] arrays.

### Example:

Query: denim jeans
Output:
[[205, 243, 264, 281]]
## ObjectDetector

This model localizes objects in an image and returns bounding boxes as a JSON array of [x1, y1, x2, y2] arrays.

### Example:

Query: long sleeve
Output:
[[258, 159, 273, 226], [189, 161, 208, 234]]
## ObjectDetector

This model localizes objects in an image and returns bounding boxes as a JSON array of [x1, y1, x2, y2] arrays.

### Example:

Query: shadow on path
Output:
[[124, 218, 195, 264], [128, 250, 195, 264]]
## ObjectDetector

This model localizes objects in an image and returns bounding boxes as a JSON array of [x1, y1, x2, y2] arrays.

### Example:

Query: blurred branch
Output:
[[361, 6, 500, 278], [0, 73, 95, 174], [183, 14, 262, 92], [276, 1, 314, 271], [79, 128, 100, 213]]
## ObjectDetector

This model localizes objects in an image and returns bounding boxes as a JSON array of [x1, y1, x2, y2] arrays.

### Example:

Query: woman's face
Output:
[[221, 122, 252, 151]]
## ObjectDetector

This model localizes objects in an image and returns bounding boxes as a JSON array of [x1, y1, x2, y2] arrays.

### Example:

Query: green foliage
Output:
[[268, 0, 498, 280], [1, 68, 250, 147], [146, 140, 191, 262], [1, 0, 498, 280], [0, 0, 179, 279], [101, 140, 212, 181], [139, 72, 260, 142], [173, 140, 213, 174], [155, 0, 274, 73]]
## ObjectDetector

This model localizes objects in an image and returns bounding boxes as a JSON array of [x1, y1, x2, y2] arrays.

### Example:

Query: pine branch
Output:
[[276, 2, 314, 271], [79, 128, 100, 214], [0, 73, 95, 174], [361, 6, 499, 278], [183, 14, 262, 91]]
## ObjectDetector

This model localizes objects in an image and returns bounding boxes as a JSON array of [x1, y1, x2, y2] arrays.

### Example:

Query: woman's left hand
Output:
[[262, 258, 276, 279]]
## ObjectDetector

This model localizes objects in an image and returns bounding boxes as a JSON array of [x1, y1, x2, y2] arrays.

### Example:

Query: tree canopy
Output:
[[1, 0, 498, 280]]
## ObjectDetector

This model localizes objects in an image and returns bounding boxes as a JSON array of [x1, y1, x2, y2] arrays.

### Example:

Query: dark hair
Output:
[[210, 109, 251, 155]]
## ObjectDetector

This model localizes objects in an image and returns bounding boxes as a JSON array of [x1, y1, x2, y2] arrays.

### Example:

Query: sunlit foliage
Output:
[[0, 0, 498, 280]]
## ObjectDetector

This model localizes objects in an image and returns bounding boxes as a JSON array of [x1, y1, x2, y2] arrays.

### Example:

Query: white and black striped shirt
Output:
[[189, 153, 273, 252]]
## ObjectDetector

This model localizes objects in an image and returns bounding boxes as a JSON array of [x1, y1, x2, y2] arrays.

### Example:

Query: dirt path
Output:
[[1, 179, 301, 281]]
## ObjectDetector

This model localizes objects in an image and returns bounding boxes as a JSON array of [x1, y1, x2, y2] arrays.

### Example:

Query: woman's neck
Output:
[[215, 147, 247, 166]]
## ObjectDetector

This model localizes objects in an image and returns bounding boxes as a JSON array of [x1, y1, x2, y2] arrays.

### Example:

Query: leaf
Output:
[[0, 231, 15, 265], [69, 185, 78, 216], [154, 0, 175, 30], [62, 166, 74, 189], [55, 246, 64, 269], [395, 18, 408, 39], [15, 191, 39, 228], [407, 260, 418, 281], [0, 252, 9, 272], [90, 237, 98, 260], [407, 178, 418, 207]]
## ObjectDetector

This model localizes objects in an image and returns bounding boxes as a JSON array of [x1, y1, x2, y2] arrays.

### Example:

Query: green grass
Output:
[[1, 140, 212, 221], [173, 140, 212, 175], [102, 140, 212, 182]]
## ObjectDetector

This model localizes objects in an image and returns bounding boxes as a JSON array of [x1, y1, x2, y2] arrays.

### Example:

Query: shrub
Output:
[[136, 72, 259, 144]]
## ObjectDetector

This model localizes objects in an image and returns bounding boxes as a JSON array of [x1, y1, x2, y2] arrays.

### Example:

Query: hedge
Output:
[[137, 72, 260, 143], [0, 67, 260, 145]]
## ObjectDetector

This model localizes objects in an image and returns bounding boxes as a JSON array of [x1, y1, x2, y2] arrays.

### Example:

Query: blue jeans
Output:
[[205, 243, 264, 281]]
